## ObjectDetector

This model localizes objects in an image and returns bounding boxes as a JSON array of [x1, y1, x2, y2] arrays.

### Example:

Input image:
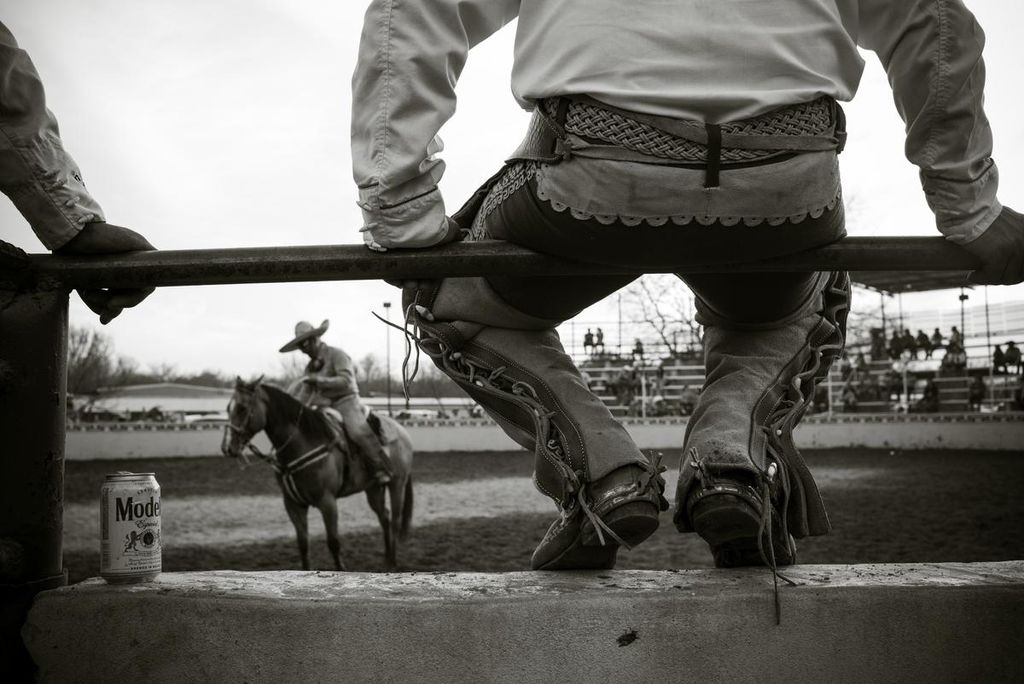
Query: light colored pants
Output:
[[331, 394, 391, 476]]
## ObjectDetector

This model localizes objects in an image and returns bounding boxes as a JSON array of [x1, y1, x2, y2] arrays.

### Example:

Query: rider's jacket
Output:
[[296, 342, 360, 405], [0, 22, 104, 249], [352, 0, 1001, 250]]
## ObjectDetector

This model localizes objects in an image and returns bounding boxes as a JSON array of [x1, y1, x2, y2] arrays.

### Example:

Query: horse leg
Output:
[[364, 486, 394, 570], [317, 497, 346, 572], [388, 473, 410, 546], [283, 496, 311, 570]]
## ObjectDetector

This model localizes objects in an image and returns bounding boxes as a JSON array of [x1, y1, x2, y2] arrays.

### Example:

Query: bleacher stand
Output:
[[575, 338, 1023, 417]]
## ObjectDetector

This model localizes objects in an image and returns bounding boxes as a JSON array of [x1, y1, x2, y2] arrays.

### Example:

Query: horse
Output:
[[221, 378, 415, 570]]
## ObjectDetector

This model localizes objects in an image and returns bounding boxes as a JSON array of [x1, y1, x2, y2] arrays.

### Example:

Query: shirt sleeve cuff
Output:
[[922, 159, 1001, 245], [357, 185, 448, 249], [3, 138, 105, 250]]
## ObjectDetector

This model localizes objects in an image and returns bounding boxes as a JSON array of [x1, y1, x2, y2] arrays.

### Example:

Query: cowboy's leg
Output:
[[406, 178, 667, 570], [333, 395, 393, 482], [674, 260, 851, 568]]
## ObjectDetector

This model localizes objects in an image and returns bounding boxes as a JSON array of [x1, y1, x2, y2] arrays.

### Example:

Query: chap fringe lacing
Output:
[[689, 447, 797, 626], [372, 294, 425, 403], [389, 300, 667, 549], [685, 273, 849, 625]]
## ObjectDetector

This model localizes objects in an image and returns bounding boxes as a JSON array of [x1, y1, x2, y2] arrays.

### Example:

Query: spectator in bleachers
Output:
[[968, 375, 986, 411], [632, 338, 645, 365], [812, 385, 829, 413], [941, 341, 968, 376], [679, 384, 699, 416], [841, 382, 858, 412], [870, 328, 887, 361], [583, 328, 594, 356], [1005, 341, 1022, 375], [993, 344, 1006, 374], [861, 373, 881, 401], [949, 326, 964, 350], [838, 354, 853, 380], [916, 330, 933, 359], [931, 328, 944, 352], [917, 379, 940, 413], [594, 328, 605, 355], [900, 329, 917, 359], [652, 364, 665, 395], [887, 331, 903, 360], [884, 369, 904, 403], [613, 365, 638, 408]]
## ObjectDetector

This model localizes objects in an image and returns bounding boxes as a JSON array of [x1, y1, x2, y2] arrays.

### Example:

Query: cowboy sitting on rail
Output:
[[351, 0, 1024, 578], [280, 320, 392, 485]]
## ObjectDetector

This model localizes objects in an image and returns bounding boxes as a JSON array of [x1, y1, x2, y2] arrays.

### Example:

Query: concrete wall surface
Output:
[[24, 562, 1024, 683], [66, 414, 1024, 459]]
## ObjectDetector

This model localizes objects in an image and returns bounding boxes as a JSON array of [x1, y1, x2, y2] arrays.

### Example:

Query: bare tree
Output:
[[358, 353, 381, 385], [66, 326, 114, 394], [276, 353, 307, 387], [110, 355, 139, 385], [621, 275, 701, 358], [147, 362, 177, 383]]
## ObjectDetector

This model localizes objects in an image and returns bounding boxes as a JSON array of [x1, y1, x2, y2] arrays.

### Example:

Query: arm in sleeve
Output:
[[351, 0, 520, 250], [317, 347, 359, 396], [856, 0, 1001, 244], [0, 21, 105, 250]]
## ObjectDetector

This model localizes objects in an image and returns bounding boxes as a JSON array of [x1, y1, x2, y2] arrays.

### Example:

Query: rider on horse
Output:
[[280, 319, 393, 485]]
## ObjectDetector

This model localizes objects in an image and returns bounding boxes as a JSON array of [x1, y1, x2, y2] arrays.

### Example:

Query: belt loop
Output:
[[554, 97, 569, 127], [832, 99, 847, 154], [704, 123, 722, 188], [552, 97, 572, 160]]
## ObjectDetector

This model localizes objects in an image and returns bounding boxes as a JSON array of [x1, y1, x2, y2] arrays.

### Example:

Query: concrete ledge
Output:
[[25, 562, 1024, 683]]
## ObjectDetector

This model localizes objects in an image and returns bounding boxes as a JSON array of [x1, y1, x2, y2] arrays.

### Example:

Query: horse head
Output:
[[221, 375, 266, 460]]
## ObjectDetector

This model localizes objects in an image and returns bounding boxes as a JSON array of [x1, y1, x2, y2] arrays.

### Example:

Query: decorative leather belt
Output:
[[509, 94, 846, 189]]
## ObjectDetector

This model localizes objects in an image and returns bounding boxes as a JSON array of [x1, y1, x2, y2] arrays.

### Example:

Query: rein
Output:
[[226, 384, 342, 506], [225, 385, 305, 467]]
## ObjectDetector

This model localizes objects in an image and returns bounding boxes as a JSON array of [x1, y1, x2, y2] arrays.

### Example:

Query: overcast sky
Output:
[[3, 1, 1022, 378]]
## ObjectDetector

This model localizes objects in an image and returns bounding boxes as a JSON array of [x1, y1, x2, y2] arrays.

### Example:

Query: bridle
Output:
[[225, 383, 344, 506], [224, 384, 305, 466]]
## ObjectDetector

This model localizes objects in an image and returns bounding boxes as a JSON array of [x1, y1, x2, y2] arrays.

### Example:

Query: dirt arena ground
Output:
[[63, 448, 1024, 584]]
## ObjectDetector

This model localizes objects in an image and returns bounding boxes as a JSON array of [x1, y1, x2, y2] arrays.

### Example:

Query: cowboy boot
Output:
[[358, 432, 393, 486], [674, 271, 850, 568], [403, 279, 668, 570]]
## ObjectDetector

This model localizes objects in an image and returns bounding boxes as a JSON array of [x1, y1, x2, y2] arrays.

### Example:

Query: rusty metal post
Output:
[[0, 284, 69, 679]]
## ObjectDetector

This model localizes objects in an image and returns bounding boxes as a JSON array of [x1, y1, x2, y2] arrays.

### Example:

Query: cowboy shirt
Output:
[[352, 0, 1001, 250]]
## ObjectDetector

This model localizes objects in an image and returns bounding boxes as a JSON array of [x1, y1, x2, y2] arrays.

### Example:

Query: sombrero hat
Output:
[[279, 319, 329, 352]]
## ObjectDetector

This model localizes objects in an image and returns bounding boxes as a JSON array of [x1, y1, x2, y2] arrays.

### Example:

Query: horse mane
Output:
[[259, 383, 337, 442]]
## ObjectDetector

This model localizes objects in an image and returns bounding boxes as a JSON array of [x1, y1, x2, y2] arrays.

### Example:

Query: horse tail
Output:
[[399, 475, 414, 541]]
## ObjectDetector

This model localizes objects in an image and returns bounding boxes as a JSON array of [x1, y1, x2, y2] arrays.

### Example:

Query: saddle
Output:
[[318, 407, 396, 447]]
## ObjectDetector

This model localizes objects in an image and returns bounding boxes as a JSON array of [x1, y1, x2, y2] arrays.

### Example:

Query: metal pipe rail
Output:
[[2, 237, 978, 289], [0, 233, 981, 678]]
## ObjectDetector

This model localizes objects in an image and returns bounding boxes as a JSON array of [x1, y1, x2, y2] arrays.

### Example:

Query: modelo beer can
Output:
[[100, 472, 161, 583]]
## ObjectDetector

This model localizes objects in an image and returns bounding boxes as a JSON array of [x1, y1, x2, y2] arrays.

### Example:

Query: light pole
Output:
[[383, 301, 392, 416], [959, 288, 968, 342], [617, 293, 623, 357]]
